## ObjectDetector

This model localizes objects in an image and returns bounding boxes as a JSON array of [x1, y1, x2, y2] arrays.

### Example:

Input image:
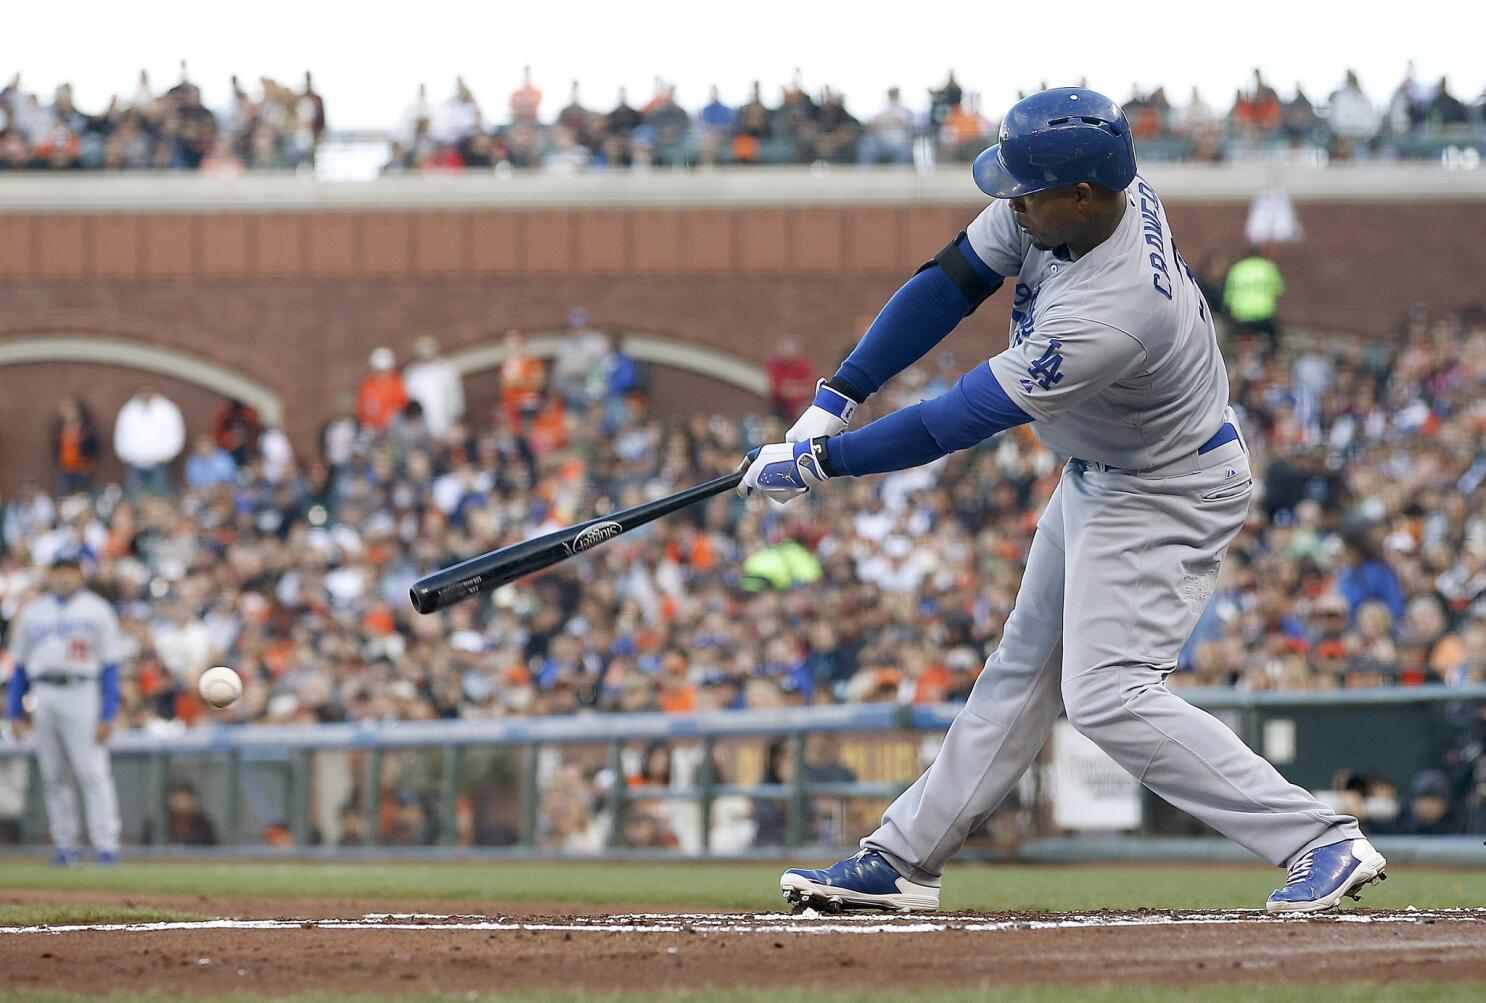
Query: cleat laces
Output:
[[1283, 850, 1316, 887]]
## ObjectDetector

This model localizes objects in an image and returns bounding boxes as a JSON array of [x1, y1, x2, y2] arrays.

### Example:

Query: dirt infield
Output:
[[3, 895, 1485, 996]]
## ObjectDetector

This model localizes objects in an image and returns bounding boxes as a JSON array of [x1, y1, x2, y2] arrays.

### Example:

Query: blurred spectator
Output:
[[499, 329, 546, 427], [858, 87, 915, 165], [1429, 77, 1469, 129], [751, 738, 792, 846], [1178, 86, 1216, 137], [1338, 529, 1407, 625], [356, 347, 410, 431], [151, 599, 217, 684], [1223, 247, 1286, 349], [299, 71, 327, 163], [113, 385, 185, 498], [815, 87, 863, 164], [1328, 71, 1379, 156], [1394, 769, 1459, 834], [184, 433, 238, 490], [698, 86, 735, 164], [940, 92, 987, 159], [403, 336, 466, 438], [550, 309, 609, 409], [928, 71, 963, 132], [733, 82, 772, 163], [556, 81, 588, 136], [1281, 85, 1317, 142], [396, 83, 434, 150], [432, 77, 482, 147], [645, 82, 691, 148], [1, 479, 55, 551], [1230, 68, 1283, 140], [258, 421, 295, 484], [143, 782, 218, 845], [51, 395, 99, 495], [765, 336, 816, 420], [510, 66, 542, 126], [605, 87, 642, 147], [212, 398, 262, 466]]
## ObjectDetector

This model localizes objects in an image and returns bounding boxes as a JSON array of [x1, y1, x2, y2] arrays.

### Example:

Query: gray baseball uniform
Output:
[[8, 589, 123, 855], [863, 177, 1361, 881]]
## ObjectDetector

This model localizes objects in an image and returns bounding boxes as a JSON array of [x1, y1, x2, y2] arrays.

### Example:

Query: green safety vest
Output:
[[1223, 256, 1286, 323], [741, 541, 822, 591]]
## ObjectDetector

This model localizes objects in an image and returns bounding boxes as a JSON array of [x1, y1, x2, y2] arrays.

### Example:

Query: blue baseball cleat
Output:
[[780, 850, 939, 913], [95, 850, 120, 868], [49, 849, 81, 868], [1266, 838, 1387, 913]]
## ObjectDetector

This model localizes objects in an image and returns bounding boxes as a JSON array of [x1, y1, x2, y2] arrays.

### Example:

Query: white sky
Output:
[[8, 0, 1482, 130]]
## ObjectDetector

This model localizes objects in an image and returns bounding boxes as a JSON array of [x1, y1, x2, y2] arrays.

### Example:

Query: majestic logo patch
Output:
[[565, 521, 623, 555]]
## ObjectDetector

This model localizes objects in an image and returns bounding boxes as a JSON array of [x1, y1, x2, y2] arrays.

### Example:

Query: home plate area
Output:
[[4, 907, 1486, 996], [3, 907, 1485, 936]]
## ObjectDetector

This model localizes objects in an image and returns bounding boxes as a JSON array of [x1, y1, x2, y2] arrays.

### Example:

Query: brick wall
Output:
[[1, 199, 1480, 491]]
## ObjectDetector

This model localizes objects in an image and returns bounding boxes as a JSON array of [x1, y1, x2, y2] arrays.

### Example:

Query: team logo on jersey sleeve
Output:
[[1025, 339, 1065, 392]]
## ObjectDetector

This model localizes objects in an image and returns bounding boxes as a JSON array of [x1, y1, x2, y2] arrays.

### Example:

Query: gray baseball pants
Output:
[[865, 437, 1361, 882], [33, 683, 121, 854]]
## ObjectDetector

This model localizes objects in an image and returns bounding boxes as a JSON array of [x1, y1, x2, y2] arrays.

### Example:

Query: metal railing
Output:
[[2, 685, 1482, 854]]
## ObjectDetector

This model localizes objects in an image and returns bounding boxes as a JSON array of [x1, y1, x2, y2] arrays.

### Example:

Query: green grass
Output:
[[0, 858, 1479, 911], [0, 904, 204, 927], [3, 985, 1486, 1002]]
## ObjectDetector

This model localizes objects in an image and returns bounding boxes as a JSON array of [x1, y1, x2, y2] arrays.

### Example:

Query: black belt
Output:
[[34, 674, 92, 686]]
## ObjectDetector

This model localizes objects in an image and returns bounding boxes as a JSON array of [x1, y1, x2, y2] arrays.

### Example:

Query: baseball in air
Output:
[[198, 666, 243, 709]]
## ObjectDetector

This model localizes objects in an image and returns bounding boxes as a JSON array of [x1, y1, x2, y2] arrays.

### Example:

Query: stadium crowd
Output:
[[2, 298, 1485, 839], [1, 62, 1481, 173], [0, 64, 326, 172]]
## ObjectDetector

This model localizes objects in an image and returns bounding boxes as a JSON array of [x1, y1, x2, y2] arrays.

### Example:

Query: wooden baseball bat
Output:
[[409, 469, 744, 614]]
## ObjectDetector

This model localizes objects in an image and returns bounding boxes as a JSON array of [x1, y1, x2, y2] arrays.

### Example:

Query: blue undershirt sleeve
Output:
[[99, 664, 119, 723], [834, 240, 1003, 398], [6, 664, 29, 720], [919, 362, 1033, 451], [824, 364, 1032, 477]]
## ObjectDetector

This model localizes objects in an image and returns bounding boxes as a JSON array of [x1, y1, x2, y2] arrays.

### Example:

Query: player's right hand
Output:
[[738, 439, 831, 503], [785, 379, 858, 443], [7, 718, 29, 740]]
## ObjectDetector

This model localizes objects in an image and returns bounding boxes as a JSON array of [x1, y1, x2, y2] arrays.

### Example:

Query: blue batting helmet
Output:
[[973, 87, 1137, 199]]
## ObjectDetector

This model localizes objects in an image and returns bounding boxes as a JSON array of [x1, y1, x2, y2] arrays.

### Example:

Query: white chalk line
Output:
[[3, 909, 1484, 937]]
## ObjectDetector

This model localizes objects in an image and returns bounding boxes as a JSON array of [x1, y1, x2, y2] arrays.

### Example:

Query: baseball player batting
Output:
[[740, 87, 1383, 914], [5, 552, 123, 866]]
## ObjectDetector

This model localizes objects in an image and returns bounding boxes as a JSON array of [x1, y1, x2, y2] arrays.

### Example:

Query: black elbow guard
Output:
[[915, 231, 1003, 314]]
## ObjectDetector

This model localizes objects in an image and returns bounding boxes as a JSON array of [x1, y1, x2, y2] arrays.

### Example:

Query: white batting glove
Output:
[[785, 380, 859, 443], [738, 438, 832, 503]]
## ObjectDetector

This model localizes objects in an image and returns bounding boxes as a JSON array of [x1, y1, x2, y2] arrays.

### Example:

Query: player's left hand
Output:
[[785, 379, 858, 443], [95, 721, 112, 743], [738, 438, 831, 503]]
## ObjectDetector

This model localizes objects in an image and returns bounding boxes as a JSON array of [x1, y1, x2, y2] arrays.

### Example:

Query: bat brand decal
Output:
[[565, 521, 623, 555]]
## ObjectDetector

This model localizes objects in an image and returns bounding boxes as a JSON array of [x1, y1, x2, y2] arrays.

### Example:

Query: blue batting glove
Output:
[[738, 438, 832, 503], [785, 379, 859, 443]]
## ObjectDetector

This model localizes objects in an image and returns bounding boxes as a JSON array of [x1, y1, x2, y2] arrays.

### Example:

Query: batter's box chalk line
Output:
[[3, 908, 1484, 937]]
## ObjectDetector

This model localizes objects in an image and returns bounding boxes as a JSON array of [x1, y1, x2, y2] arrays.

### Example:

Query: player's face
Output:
[[48, 565, 84, 597], [1008, 188, 1080, 251]]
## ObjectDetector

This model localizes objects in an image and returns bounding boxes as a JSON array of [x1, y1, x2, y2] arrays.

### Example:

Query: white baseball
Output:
[[198, 666, 243, 709]]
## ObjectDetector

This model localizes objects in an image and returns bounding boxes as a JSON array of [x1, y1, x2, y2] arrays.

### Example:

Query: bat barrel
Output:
[[409, 468, 744, 614]]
